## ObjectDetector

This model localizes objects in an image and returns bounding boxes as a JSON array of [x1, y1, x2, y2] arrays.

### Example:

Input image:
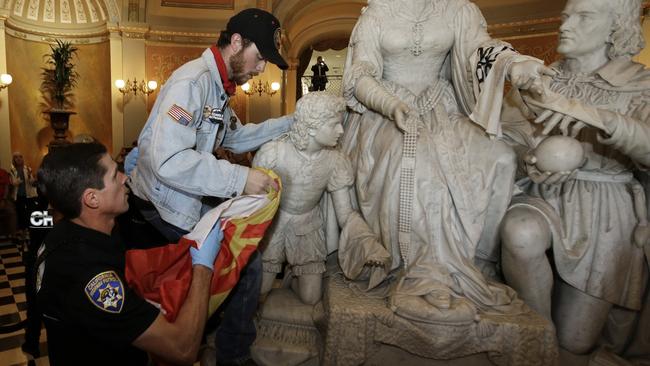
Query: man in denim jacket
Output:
[[128, 8, 292, 365]]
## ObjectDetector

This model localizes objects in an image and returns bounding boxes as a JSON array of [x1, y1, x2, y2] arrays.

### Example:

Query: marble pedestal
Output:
[[315, 272, 558, 366], [252, 265, 559, 366], [252, 288, 321, 366]]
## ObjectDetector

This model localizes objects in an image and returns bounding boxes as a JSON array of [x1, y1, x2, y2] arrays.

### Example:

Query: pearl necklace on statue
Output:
[[392, 0, 439, 56]]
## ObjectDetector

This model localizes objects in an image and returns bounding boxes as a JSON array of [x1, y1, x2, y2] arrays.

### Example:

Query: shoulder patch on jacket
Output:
[[168, 104, 193, 126], [84, 271, 125, 313]]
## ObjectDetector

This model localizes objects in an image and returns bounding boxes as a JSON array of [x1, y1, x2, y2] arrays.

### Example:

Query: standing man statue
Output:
[[127, 8, 293, 365], [310, 56, 329, 91], [500, 0, 650, 356]]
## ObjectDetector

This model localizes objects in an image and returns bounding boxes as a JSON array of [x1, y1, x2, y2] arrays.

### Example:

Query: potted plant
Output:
[[41, 39, 79, 147]]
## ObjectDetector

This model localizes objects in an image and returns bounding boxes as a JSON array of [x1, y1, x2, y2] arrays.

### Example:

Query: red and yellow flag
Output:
[[125, 169, 281, 321]]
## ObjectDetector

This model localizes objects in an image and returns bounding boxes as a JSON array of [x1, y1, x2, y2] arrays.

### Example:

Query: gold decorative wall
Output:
[[146, 44, 247, 122], [506, 34, 561, 65], [7, 35, 112, 170]]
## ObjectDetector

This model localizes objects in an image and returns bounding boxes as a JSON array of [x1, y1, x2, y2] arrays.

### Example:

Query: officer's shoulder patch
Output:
[[84, 271, 125, 314]]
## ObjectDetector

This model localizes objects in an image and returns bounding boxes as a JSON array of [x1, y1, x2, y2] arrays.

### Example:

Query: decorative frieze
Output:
[[43, 0, 55, 22], [73, 0, 87, 23], [60, 0, 71, 23]]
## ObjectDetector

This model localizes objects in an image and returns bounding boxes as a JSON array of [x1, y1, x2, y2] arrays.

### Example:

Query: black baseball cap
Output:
[[226, 8, 288, 70]]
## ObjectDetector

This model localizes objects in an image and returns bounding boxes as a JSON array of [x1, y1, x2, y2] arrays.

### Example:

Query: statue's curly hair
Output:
[[289, 92, 346, 150], [608, 0, 644, 59]]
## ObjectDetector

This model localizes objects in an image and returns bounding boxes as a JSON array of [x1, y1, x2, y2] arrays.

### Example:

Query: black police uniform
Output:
[[37, 220, 159, 366]]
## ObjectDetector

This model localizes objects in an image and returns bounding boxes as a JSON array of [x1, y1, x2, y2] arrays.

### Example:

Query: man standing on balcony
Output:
[[311, 56, 329, 91]]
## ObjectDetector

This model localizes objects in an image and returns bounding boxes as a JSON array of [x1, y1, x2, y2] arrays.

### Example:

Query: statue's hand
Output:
[[534, 109, 587, 137], [522, 91, 611, 135], [509, 60, 556, 96], [524, 152, 577, 185], [633, 223, 650, 248], [392, 101, 412, 132]]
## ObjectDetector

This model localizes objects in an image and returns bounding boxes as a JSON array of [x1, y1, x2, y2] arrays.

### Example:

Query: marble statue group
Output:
[[252, 0, 650, 364]]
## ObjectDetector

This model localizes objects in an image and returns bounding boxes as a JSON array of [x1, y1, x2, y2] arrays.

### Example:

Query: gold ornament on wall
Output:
[[241, 79, 280, 97], [0, 74, 12, 90], [115, 78, 158, 96]]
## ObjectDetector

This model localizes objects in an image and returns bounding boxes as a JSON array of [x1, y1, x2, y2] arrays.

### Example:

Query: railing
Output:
[[301, 75, 343, 96]]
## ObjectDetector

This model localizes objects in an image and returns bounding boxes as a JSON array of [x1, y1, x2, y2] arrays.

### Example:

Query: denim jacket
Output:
[[130, 48, 293, 231]]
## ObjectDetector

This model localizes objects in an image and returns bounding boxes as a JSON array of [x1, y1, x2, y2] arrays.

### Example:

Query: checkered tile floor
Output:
[[0, 237, 49, 366]]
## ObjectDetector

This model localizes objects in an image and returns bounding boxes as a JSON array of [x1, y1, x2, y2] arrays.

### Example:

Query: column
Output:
[[0, 16, 10, 167], [284, 57, 299, 114], [109, 27, 125, 155], [120, 26, 148, 148]]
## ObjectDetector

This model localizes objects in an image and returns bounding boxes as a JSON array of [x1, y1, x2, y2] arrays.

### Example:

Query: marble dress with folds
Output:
[[339, 0, 526, 317]]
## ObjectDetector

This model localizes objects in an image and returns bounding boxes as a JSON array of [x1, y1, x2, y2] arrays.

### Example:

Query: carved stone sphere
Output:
[[533, 135, 585, 173]]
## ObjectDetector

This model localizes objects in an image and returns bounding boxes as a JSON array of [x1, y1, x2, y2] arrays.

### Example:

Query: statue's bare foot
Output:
[[391, 294, 476, 324], [364, 258, 386, 267], [424, 290, 451, 310]]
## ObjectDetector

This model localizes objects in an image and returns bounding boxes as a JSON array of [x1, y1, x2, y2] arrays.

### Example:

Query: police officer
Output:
[[36, 143, 223, 365], [126, 8, 292, 365]]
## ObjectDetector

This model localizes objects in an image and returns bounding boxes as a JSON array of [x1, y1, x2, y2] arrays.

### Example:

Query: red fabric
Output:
[[124, 219, 268, 322], [0, 169, 9, 199], [211, 45, 236, 96], [125, 239, 194, 322]]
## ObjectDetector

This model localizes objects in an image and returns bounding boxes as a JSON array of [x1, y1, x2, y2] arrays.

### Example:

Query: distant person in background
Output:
[[311, 56, 329, 91], [0, 160, 15, 239], [10, 152, 37, 241], [21, 185, 52, 359]]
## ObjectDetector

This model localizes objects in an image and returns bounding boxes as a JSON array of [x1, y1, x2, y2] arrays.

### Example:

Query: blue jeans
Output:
[[142, 206, 261, 363], [139, 205, 189, 242], [214, 250, 262, 363]]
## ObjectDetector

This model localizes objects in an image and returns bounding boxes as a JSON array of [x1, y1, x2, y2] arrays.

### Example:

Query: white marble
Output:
[[338, 0, 547, 325], [500, 0, 650, 358]]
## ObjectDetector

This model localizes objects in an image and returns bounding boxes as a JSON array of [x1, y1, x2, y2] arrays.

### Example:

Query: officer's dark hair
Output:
[[37, 142, 108, 219], [217, 31, 252, 49]]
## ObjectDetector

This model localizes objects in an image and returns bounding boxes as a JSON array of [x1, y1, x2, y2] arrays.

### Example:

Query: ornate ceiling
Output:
[[1, 0, 647, 47], [2, 0, 119, 40]]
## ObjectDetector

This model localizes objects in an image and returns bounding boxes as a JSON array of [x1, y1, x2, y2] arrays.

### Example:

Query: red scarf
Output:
[[210, 45, 236, 96]]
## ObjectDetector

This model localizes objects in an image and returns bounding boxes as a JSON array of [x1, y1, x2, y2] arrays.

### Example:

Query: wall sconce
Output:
[[115, 78, 158, 95], [0, 74, 12, 90], [241, 80, 280, 96]]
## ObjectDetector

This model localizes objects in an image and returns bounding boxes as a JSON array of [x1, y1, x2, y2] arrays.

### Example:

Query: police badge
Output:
[[85, 271, 125, 313]]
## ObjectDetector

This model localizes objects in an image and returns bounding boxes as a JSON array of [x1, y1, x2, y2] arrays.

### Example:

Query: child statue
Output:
[[254, 91, 389, 305]]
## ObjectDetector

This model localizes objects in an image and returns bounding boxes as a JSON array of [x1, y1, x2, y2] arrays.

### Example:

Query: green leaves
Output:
[[41, 39, 79, 110]]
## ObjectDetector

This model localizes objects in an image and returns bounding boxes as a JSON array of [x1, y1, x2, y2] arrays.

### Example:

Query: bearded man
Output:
[[127, 8, 293, 365]]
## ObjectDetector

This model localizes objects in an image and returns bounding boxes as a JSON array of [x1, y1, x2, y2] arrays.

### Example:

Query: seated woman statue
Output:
[[338, 0, 554, 323]]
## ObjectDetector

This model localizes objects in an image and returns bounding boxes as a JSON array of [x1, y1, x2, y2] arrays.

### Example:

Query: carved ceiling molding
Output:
[[5, 16, 109, 43], [487, 16, 561, 38], [160, 0, 233, 10], [120, 24, 148, 39], [145, 28, 218, 44], [8, 0, 120, 24]]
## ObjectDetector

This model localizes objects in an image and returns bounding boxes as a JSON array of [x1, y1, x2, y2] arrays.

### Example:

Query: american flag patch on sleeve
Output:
[[167, 104, 193, 126]]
